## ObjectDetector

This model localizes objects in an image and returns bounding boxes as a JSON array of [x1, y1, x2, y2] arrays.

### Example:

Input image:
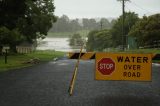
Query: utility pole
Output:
[[100, 20, 103, 30], [117, 0, 129, 51]]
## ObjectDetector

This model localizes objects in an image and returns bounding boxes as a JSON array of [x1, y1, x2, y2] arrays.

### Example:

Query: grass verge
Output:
[[0, 50, 65, 72], [125, 49, 160, 54]]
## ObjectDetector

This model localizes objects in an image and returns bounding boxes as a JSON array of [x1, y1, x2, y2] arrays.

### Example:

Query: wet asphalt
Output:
[[0, 58, 160, 106]]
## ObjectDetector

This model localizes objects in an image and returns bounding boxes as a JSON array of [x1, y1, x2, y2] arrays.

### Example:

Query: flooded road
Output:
[[37, 37, 85, 52]]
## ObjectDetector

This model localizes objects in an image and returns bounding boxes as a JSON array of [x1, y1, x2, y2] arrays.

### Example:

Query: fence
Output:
[[16, 46, 32, 54]]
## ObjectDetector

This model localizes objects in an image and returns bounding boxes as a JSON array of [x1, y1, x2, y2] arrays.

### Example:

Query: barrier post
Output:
[[68, 45, 83, 96]]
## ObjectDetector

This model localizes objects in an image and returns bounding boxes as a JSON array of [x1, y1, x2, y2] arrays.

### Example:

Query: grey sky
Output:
[[54, 0, 160, 19]]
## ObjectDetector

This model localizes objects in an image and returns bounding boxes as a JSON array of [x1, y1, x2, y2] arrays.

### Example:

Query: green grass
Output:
[[105, 48, 160, 53], [125, 49, 160, 53], [0, 50, 65, 72]]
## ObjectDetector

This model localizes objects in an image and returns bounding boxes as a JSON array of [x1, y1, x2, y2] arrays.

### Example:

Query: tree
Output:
[[82, 18, 99, 30], [111, 12, 139, 47], [0, 27, 11, 53], [69, 33, 84, 46], [50, 15, 81, 32], [86, 30, 98, 51], [0, 27, 23, 53], [86, 29, 112, 51], [99, 18, 111, 29], [49, 16, 114, 33], [17, 0, 56, 42], [128, 14, 160, 47], [0, 0, 56, 52], [88, 19, 98, 30], [70, 19, 82, 32], [57, 15, 70, 32], [0, 0, 26, 30], [82, 18, 90, 29]]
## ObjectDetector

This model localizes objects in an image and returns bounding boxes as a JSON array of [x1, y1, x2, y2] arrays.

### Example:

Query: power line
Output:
[[128, 1, 153, 16]]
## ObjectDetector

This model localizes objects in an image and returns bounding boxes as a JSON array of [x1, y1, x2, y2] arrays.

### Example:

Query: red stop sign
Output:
[[98, 58, 115, 75]]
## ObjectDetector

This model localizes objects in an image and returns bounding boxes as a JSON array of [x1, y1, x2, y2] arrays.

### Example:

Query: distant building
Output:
[[16, 41, 36, 53]]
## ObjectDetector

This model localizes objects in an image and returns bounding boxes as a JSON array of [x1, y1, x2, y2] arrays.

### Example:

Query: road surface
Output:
[[0, 58, 160, 106]]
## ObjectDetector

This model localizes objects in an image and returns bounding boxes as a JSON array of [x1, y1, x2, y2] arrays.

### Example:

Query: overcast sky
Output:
[[54, 0, 160, 19]]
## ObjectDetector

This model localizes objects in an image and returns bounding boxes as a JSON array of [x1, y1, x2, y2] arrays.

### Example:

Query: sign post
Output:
[[3, 46, 10, 64], [96, 53, 152, 81]]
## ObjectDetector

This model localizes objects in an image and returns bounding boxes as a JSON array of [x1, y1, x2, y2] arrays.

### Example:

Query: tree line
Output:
[[0, 0, 56, 53], [86, 12, 160, 51], [1, 0, 159, 53], [49, 15, 115, 32]]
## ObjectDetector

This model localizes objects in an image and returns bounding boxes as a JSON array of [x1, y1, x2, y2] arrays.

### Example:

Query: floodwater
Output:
[[37, 37, 85, 52]]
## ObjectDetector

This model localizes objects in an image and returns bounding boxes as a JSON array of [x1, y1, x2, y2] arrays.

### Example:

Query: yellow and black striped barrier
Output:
[[152, 54, 160, 61], [68, 52, 160, 61], [68, 52, 95, 60]]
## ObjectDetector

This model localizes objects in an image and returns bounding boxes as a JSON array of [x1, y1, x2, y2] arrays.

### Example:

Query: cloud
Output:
[[55, 0, 160, 18]]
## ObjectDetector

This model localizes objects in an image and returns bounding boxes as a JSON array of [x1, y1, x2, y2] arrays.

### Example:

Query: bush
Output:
[[69, 33, 84, 46]]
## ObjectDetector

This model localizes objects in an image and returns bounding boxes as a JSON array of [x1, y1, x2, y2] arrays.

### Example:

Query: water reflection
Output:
[[37, 37, 85, 52]]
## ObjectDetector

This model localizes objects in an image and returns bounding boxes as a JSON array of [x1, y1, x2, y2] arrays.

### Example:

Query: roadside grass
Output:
[[1, 48, 158, 72], [106, 48, 160, 53], [0, 50, 65, 72], [125, 49, 160, 54]]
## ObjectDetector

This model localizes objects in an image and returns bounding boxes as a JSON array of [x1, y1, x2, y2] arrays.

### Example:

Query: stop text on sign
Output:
[[95, 53, 152, 81], [97, 58, 115, 75], [99, 63, 114, 70]]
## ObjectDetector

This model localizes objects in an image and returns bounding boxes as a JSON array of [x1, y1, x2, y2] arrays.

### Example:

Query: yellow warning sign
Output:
[[95, 53, 152, 81]]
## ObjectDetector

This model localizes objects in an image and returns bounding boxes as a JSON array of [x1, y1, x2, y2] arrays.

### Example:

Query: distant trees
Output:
[[70, 19, 82, 32], [82, 18, 98, 30], [0, 0, 56, 52], [49, 15, 113, 32], [99, 18, 111, 29], [50, 15, 81, 32]]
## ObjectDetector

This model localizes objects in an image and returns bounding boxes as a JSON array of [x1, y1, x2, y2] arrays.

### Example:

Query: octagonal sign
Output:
[[98, 58, 115, 75]]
